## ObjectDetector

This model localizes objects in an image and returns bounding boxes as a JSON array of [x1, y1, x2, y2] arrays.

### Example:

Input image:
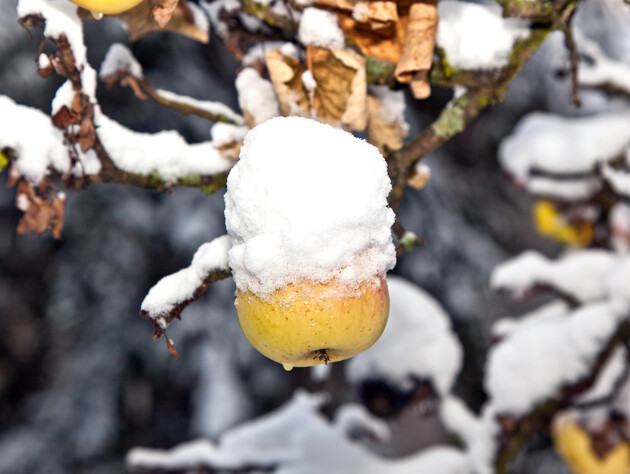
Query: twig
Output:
[[562, 7, 581, 107]]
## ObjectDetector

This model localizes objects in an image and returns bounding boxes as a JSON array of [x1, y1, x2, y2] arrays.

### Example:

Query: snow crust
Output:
[[99, 43, 143, 79], [0, 96, 69, 183], [141, 235, 231, 317], [298, 7, 345, 50], [224, 117, 395, 297], [346, 277, 462, 394], [437, 2, 529, 70], [490, 249, 618, 302], [235, 68, 280, 125], [486, 302, 625, 414]]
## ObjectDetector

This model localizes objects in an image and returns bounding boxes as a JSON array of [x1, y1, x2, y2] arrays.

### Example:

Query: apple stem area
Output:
[[314, 349, 331, 365]]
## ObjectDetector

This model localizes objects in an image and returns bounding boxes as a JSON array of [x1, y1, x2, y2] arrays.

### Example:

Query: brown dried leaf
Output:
[[407, 163, 432, 190], [338, 14, 404, 64], [265, 50, 310, 117], [117, 0, 208, 43], [152, 0, 179, 27], [15, 181, 66, 239], [352, 1, 398, 28], [394, 1, 437, 98], [367, 93, 407, 154], [309, 46, 367, 131]]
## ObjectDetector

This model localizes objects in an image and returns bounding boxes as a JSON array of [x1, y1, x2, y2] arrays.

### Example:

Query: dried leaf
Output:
[[265, 50, 310, 117], [394, 1, 437, 98], [152, 0, 179, 27], [15, 181, 66, 239], [352, 1, 398, 29], [367, 92, 408, 153], [408, 163, 432, 189], [309, 46, 367, 131], [117, 0, 208, 43], [338, 14, 404, 64]]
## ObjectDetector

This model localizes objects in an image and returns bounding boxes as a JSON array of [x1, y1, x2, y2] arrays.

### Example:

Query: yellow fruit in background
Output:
[[533, 200, 593, 247], [235, 276, 389, 370], [67, 0, 143, 15], [552, 414, 630, 474]]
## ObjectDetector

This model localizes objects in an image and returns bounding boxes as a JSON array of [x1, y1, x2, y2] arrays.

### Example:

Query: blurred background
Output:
[[0, 0, 628, 472]]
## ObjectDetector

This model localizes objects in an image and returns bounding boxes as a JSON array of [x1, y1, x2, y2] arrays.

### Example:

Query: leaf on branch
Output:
[[394, 0, 438, 99], [265, 50, 310, 117], [308, 46, 368, 131], [367, 92, 408, 153], [15, 181, 66, 239], [337, 13, 404, 64], [314, 0, 398, 29], [52, 94, 97, 153], [116, 0, 208, 43], [533, 200, 594, 248], [408, 163, 432, 190]]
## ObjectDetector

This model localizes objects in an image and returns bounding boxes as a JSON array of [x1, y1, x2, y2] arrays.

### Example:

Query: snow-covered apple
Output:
[[225, 116, 396, 369]]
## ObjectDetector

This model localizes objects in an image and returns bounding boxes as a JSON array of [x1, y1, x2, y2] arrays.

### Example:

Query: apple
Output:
[[235, 276, 390, 370], [552, 414, 630, 474], [67, 0, 143, 15]]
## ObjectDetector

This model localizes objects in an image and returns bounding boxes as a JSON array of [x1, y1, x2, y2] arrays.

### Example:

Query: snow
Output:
[[51, 80, 74, 115], [492, 300, 570, 339], [301, 70, 316, 90], [188, 2, 210, 34], [524, 176, 603, 201], [0, 95, 69, 183], [154, 88, 244, 125], [37, 53, 50, 70], [610, 202, 630, 252], [499, 111, 630, 184], [485, 301, 625, 414], [602, 163, 630, 198], [235, 68, 280, 126], [490, 249, 618, 303], [141, 235, 231, 317], [346, 277, 462, 395], [18, 0, 87, 68], [241, 42, 299, 67], [577, 33, 630, 94], [95, 110, 234, 182], [333, 403, 391, 443], [369, 85, 410, 134], [298, 7, 345, 50], [210, 123, 248, 148], [224, 116, 395, 298], [99, 43, 143, 79], [128, 390, 471, 474], [607, 257, 630, 312], [436, 1, 530, 70]]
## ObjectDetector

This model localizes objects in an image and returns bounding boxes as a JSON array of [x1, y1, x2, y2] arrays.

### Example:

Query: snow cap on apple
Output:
[[225, 116, 396, 369]]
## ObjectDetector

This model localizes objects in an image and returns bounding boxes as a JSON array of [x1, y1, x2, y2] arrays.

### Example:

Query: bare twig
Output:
[[562, 7, 581, 107]]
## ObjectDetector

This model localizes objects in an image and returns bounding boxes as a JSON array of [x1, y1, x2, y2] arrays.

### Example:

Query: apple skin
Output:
[[552, 414, 630, 474], [235, 276, 389, 369], [68, 0, 143, 14]]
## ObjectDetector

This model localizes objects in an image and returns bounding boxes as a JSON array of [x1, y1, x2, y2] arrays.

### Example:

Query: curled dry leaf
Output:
[[308, 46, 367, 131], [394, 0, 437, 99], [366, 93, 408, 154], [314, 0, 397, 29], [116, 0, 208, 43], [15, 181, 66, 240], [265, 50, 310, 117], [52, 93, 96, 153]]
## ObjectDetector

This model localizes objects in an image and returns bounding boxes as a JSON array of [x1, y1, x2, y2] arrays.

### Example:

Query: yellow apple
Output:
[[68, 0, 143, 15], [235, 276, 389, 370], [552, 414, 630, 474]]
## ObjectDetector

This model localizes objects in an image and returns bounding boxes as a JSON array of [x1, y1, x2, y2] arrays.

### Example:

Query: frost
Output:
[[346, 277, 462, 395], [437, 2, 529, 70], [224, 117, 395, 298], [298, 8, 345, 50], [141, 235, 231, 317]]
